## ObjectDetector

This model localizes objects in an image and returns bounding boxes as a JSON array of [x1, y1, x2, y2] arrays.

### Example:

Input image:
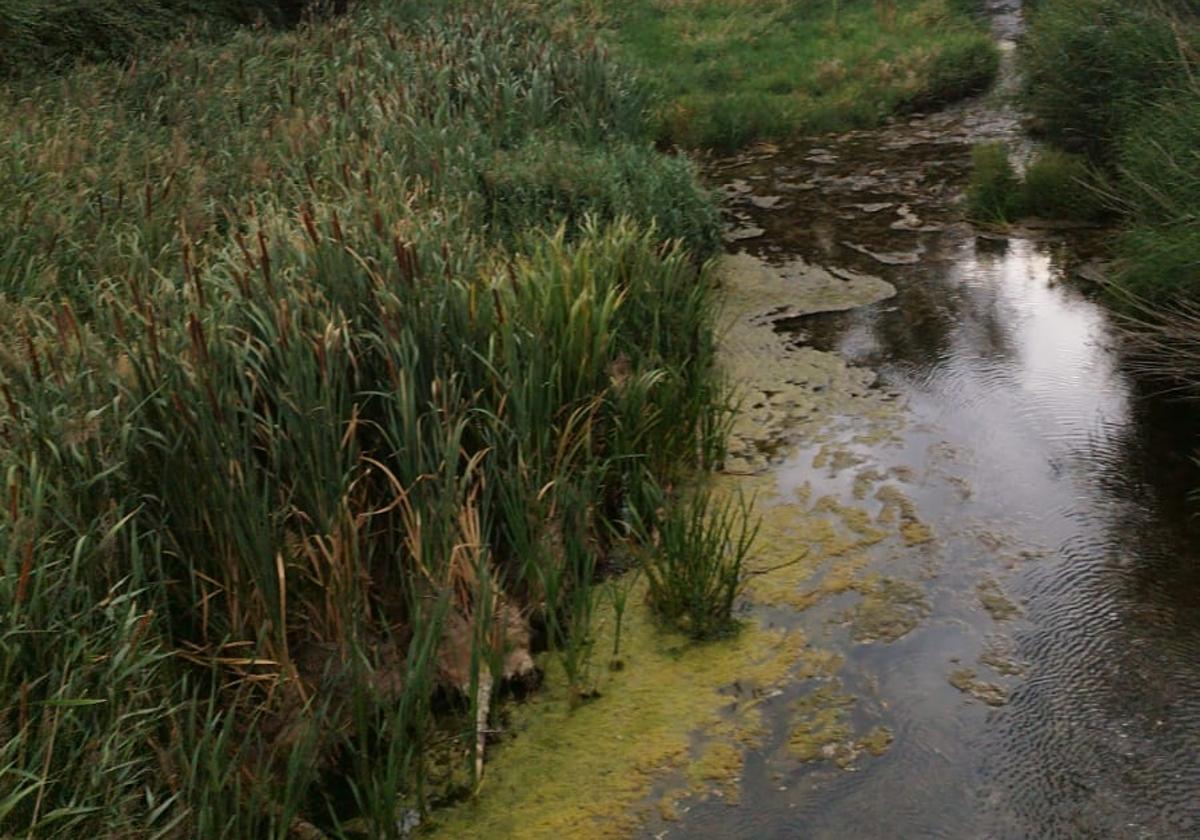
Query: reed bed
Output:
[[0, 2, 739, 835]]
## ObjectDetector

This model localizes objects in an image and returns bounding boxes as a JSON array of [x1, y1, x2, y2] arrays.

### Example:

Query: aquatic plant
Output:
[[637, 485, 760, 640]]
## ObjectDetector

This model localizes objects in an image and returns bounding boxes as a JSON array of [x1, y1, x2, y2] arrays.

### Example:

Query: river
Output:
[[666, 1, 1200, 837]]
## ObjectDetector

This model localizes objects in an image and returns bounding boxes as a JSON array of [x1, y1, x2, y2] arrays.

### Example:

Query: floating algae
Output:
[[787, 685, 895, 767], [719, 252, 899, 475], [788, 684, 856, 764], [427, 579, 812, 839], [979, 635, 1026, 677], [875, 484, 935, 546], [847, 576, 932, 643], [947, 668, 1009, 707], [977, 576, 1021, 621], [858, 726, 895, 757]]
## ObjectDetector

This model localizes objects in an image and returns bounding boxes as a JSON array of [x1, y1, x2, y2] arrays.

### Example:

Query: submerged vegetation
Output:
[[566, 0, 999, 150], [0, 1, 759, 834]]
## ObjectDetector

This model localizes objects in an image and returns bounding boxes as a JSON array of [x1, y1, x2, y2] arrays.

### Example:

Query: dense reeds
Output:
[[0, 2, 743, 835]]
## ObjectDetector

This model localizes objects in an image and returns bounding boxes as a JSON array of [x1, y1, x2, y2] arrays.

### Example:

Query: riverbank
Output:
[[567, 0, 998, 150]]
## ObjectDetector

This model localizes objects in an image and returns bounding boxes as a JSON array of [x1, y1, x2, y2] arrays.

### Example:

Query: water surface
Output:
[[666, 3, 1200, 837]]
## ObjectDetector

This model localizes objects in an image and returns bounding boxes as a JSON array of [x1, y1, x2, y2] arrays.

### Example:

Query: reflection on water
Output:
[[670, 6, 1200, 835]]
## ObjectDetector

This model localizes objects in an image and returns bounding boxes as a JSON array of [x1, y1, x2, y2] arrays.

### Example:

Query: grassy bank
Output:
[[969, 0, 1199, 306], [563, 0, 999, 150], [0, 1, 747, 835]]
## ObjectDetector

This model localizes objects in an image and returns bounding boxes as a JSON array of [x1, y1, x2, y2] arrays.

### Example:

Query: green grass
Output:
[[636, 483, 759, 640], [567, 0, 998, 151], [1019, 149, 1106, 221], [0, 1, 742, 835], [1021, 0, 1196, 160]]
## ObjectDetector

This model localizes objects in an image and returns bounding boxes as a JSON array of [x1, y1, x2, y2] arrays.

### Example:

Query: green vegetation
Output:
[[567, 0, 999, 150], [1019, 0, 1200, 304], [0, 1, 754, 835], [0, 0, 327, 76], [967, 142, 1021, 221], [638, 486, 758, 640], [1022, 0, 1196, 160], [967, 144, 1105, 223], [1019, 149, 1105, 222]]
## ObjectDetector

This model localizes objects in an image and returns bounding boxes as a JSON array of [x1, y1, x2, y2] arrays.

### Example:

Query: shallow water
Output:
[[664, 3, 1200, 838]]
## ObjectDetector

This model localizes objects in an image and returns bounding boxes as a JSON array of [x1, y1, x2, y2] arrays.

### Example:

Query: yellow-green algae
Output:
[[427, 577, 812, 838], [846, 575, 932, 643], [979, 636, 1026, 677], [428, 252, 915, 837], [947, 668, 1009, 707], [875, 484, 935, 546], [977, 576, 1021, 621], [787, 685, 895, 767], [718, 252, 899, 475]]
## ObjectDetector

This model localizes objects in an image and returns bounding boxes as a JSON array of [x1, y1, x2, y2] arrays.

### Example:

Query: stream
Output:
[[666, 2, 1200, 837]]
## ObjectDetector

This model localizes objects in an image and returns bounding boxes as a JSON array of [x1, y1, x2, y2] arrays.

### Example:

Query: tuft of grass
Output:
[[637, 485, 759, 640], [966, 144, 1108, 223], [1021, 0, 1200, 303], [1021, 0, 1197, 160], [1019, 149, 1106, 222], [967, 142, 1021, 222]]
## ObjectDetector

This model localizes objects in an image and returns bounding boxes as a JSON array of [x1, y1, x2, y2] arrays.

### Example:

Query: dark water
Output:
[[666, 3, 1200, 837]]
